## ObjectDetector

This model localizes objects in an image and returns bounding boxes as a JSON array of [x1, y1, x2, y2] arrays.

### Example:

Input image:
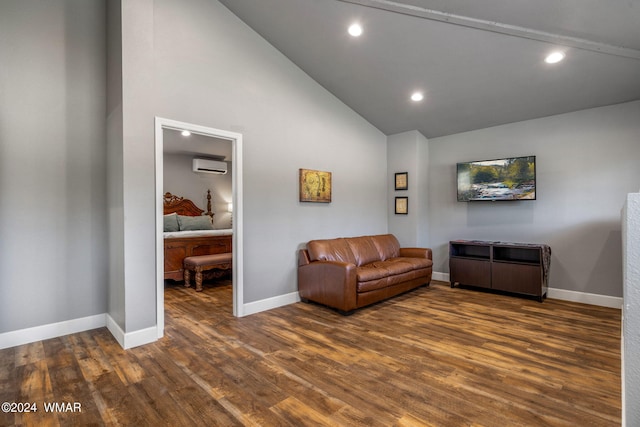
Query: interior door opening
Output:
[[155, 117, 244, 339]]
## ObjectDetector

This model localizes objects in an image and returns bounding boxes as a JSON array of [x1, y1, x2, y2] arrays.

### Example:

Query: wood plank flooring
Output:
[[0, 280, 621, 426]]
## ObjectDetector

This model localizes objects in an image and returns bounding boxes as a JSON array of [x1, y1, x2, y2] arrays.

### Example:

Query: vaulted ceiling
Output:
[[218, 0, 640, 138]]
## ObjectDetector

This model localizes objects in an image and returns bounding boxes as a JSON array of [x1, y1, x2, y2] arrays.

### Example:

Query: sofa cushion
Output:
[[387, 270, 418, 286], [371, 259, 415, 275], [356, 277, 389, 292], [307, 238, 357, 265], [356, 260, 417, 292], [387, 257, 433, 270], [347, 236, 383, 267], [356, 265, 389, 282], [371, 234, 401, 260]]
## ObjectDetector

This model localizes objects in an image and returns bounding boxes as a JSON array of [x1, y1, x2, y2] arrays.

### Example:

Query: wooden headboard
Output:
[[163, 190, 214, 219]]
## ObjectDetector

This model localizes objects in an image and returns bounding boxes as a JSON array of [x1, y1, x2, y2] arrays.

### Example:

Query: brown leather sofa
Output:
[[298, 234, 433, 314]]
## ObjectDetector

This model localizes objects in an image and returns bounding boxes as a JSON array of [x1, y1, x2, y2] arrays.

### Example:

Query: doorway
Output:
[[154, 117, 244, 339]]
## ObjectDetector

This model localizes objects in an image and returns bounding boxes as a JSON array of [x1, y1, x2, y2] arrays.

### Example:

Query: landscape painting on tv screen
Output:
[[457, 156, 536, 201]]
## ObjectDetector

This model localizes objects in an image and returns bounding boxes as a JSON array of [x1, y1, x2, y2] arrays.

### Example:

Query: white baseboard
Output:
[[0, 313, 159, 351], [432, 271, 450, 282], [242, 291, 301, 316], [105, 314, 125, 347], [547, 287, 623, 309], [432, 271, 622, 309], [106, 314, 158, 349], [0, 314, 106, 350]]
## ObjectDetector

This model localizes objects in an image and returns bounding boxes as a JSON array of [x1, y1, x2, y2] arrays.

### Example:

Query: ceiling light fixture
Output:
[[181, 130, 191, 137], [348, 23, 363, 37], [411, 92, 424, 102], [544, 51, 565, 64]]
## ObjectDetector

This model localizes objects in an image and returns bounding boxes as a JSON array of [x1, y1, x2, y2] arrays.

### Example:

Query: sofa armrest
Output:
[[399, 247, 432, 260], [298, 260, 357, 312], [298, 249, 311, 267]]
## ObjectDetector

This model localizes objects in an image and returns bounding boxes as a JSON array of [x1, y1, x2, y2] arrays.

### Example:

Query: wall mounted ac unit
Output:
[[193, 158, 227, 174]]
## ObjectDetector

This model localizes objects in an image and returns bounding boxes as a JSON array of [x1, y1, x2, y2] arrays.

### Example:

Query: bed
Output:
[[163, 191, 232, 281]]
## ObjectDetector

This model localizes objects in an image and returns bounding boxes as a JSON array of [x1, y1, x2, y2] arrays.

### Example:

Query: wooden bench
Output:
[[183, 253, 232, 291]]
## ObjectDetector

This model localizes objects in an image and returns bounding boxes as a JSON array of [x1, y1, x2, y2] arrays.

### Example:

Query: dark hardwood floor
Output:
[[0, 280, 621, 426]]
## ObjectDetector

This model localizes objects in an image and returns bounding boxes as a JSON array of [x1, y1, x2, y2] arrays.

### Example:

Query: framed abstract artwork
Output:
[[299, 169, 332, 203]]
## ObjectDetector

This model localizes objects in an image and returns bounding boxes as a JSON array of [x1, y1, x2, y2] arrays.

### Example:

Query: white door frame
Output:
[[154, 117, 244, 338]]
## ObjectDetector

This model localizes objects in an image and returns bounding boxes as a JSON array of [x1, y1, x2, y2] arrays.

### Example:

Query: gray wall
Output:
[[106, 0, 125, 329], [0, 0, 107, 332], [163, 153, 233, 229], [387, 131, 430, 248], [119, 0, 388, 311], [622, 192, 640, 426], [116, 0, 157, 332], [428, 101, 640, 297]]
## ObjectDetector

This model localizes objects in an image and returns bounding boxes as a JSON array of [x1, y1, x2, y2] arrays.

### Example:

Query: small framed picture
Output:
[[299, 168, 332, 203], [395, 197, 408, 214], [395, 172, 408, 190]]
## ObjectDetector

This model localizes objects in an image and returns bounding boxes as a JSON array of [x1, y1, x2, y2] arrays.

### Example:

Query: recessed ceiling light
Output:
[[411, 92, 424, 102], [544, 51, 565, 64], [348, 23, 363, 37], [181, 130, 191, 137]]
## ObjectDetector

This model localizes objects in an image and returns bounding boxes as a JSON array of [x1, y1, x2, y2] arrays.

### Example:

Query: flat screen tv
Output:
[[457, 155, 536, 202]]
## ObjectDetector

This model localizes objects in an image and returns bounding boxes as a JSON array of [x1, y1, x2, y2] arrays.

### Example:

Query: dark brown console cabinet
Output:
[[449, 240, 551, 302]]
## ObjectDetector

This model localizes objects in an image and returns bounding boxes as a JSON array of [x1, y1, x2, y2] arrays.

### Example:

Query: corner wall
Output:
[[120, 0, 157, 333], [622, 192, 640, 426], [387, 131, 430, 247], [0, 0, 108, 336], [107, 0, 125, 331]]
